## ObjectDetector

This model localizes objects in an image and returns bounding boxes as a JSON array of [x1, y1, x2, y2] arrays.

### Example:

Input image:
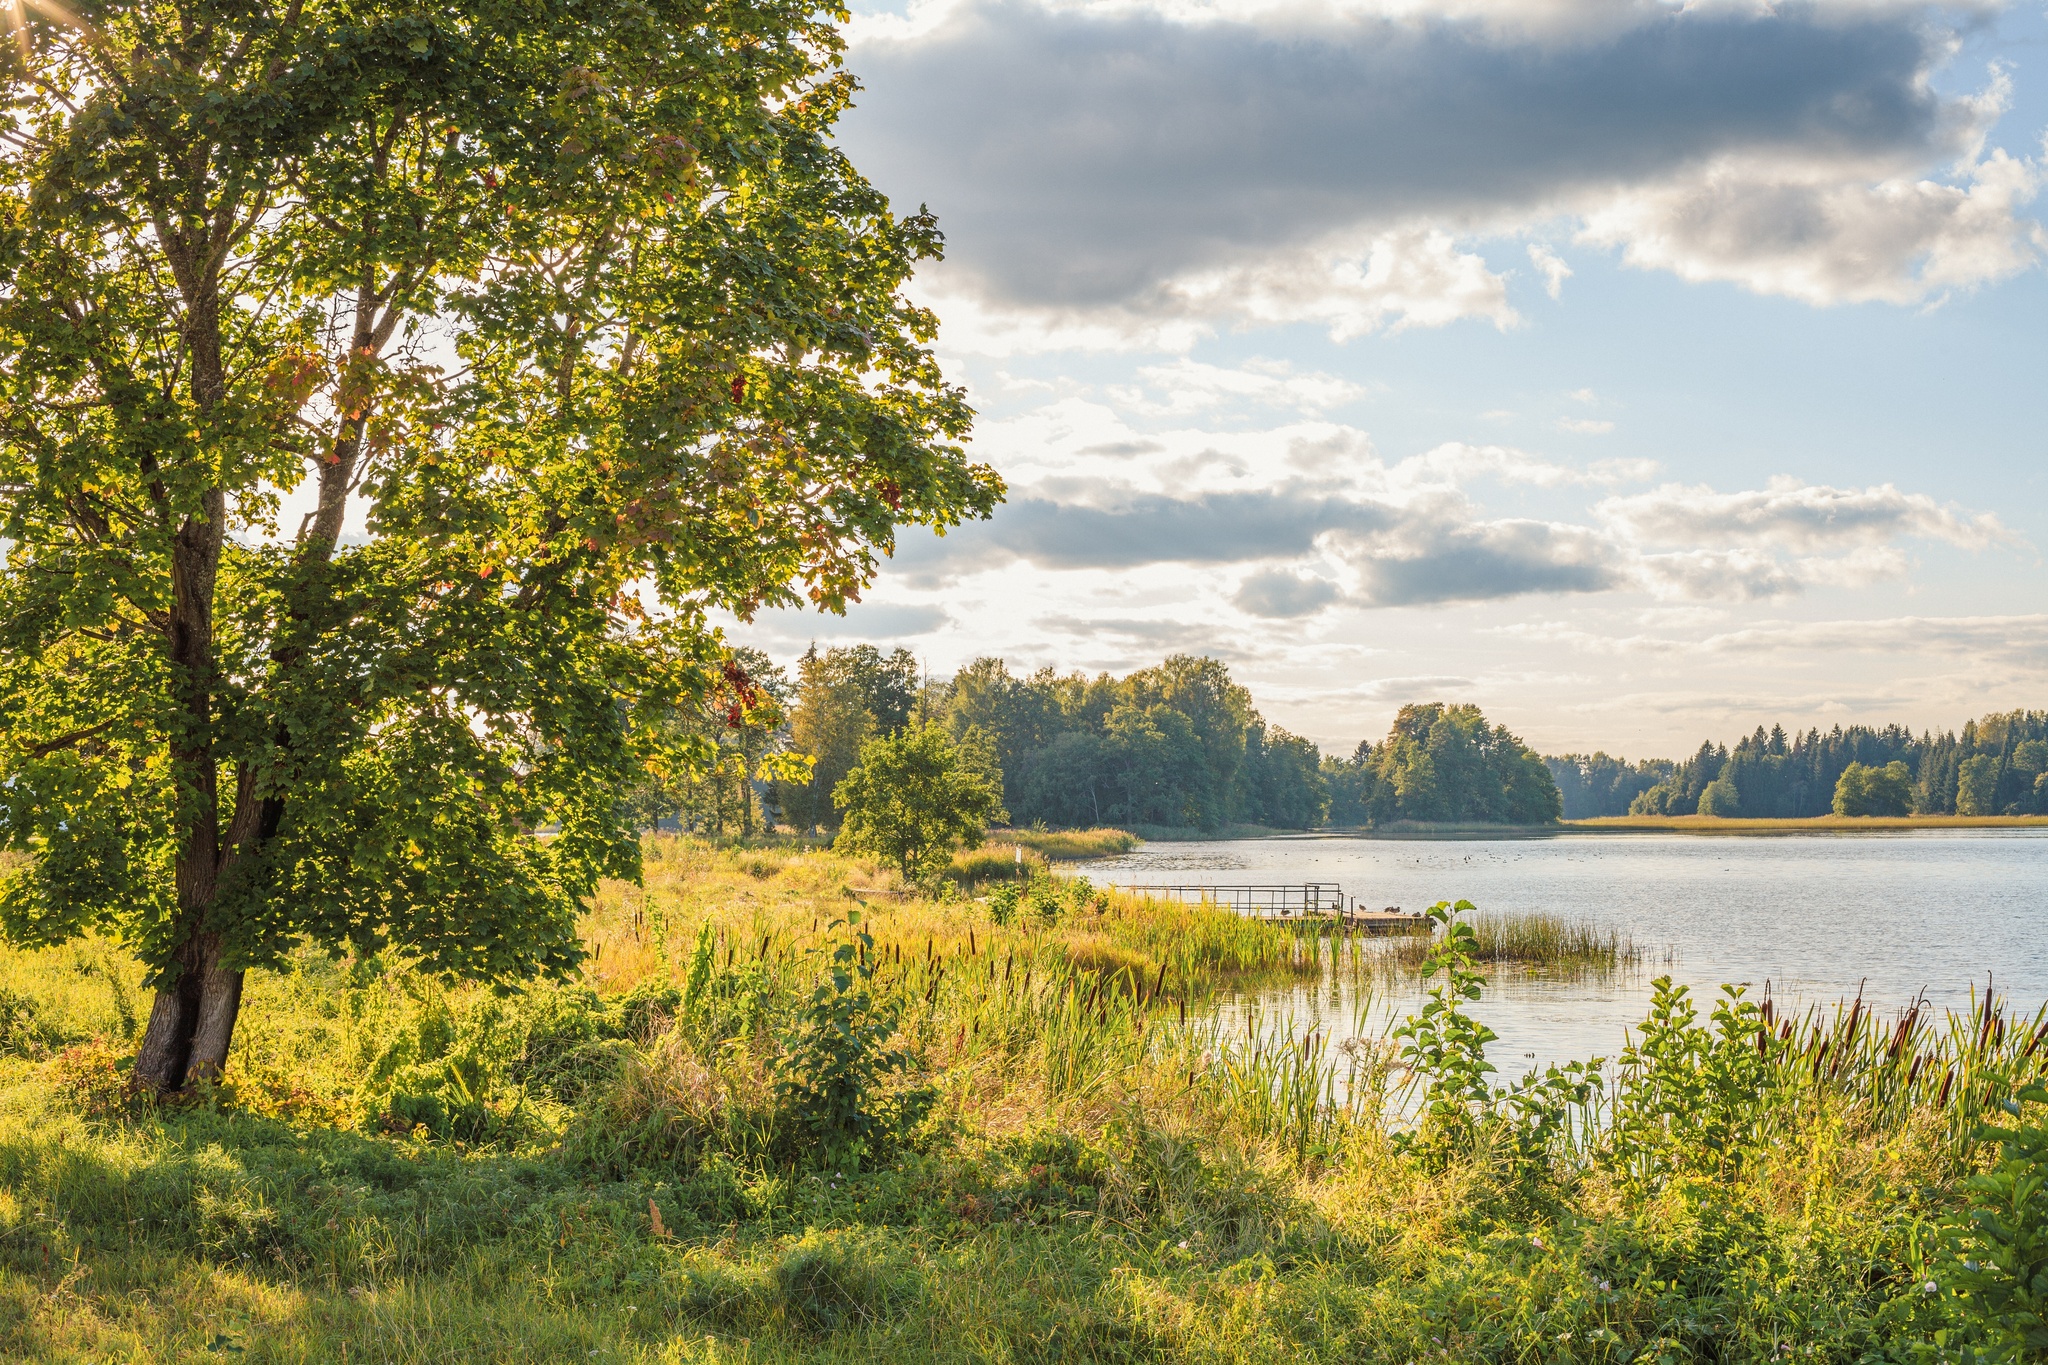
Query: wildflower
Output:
[[1599, 1280, 1611, 1291], [1923, 1280, 1939, 1294], [1177, 1240, 1189, 1250]]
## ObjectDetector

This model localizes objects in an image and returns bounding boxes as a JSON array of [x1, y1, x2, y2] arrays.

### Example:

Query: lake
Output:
[[1072, 830, 2048, 1077]]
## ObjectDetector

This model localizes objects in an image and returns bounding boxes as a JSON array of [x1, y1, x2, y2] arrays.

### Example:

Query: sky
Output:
[[730, 0, 2048, 761]]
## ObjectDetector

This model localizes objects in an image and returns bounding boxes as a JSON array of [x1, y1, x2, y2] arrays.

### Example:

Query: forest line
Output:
[[635, 645, 2047, 832]]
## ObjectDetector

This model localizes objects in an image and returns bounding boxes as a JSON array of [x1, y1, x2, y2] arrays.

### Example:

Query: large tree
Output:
[[0, 0, 999, 1090]]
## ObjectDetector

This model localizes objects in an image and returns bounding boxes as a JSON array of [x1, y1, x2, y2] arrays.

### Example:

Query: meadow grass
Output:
[[0, 836, 2040, 1362]]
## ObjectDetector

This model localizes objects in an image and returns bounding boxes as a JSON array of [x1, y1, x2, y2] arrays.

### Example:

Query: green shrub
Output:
[[1926, 1085, 2048, 1362], [1608, 977, 1776, 1187], [775, 914, 922, 1168]]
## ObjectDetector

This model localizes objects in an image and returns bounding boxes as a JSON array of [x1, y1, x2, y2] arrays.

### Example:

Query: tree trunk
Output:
[[131, 944, 204, 1092], [187, 945, 245, 1083]]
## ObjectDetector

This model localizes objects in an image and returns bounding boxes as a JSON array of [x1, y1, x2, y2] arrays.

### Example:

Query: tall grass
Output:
[[1464, 908, 1640, 969], [991, 827, 1141, 860]]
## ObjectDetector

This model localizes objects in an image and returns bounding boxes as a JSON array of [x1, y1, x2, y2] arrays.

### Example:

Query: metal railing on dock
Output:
[[1116, 883, 1345, 917], [1112, 883, 1429, 933]]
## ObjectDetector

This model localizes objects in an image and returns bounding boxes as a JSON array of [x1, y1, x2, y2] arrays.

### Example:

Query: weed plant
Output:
[[0, 838, 2042, 1362]]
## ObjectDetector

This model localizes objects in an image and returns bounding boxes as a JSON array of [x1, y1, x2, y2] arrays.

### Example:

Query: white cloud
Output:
[[843, 0, 2041, 345], [1382, 442, 1654, 491], [1528, 243, 1573, 299], [1496, 613, 2048, 666], [1578, 145, 2047, 307], [1234, 569, 1343, 617], [1557, 417, 1615, 435], [1598, 477, 2016, 553], [1104, 357, 1367, 415]]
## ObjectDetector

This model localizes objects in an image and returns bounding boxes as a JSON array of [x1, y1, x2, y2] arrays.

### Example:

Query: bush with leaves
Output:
[[1392, 900, 1601, 1201], [1922, 1085, 2048, 1363], [1607, 977, 1778, 1188], [1392, 900, 1499, 1168], [776, 913, 922, 1168]]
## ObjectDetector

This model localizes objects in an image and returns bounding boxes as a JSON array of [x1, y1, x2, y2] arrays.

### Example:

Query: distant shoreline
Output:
[[1109, 814, 2048, 843], [1558, 813, 2048, 834]]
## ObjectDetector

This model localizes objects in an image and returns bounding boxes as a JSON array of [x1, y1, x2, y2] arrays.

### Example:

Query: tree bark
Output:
[[186, 943, 245, 1083], [131, 943, 204, 1092]]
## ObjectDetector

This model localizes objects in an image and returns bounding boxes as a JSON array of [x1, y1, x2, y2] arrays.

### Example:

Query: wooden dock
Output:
[[1114, 884, 1431, 935]]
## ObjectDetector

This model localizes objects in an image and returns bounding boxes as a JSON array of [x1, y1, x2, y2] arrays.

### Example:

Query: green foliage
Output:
[[986, 870, 1104, 928], [621, 648, 794, 837], [789, 652, 1327, 832], [1924, 1085, 2048, 1363], [1390, 901, 1604, 1199], [1335, 703, 1562, 827], [1545, 751, 1677, 820], [1579, 709, 2048, 819], [1697, 774, 1742, 817], [1392, 901, 1498, 1167], [1607, 978, 1777, 1187], [1837, 759, 1917, 816], [0, 841, 2041, 1361], [0, 0, 1001, 1090], [773, 645, 921, 833], [1959, 756, 2004, 817], [833, 725, 1005, 878], [774, 914, 916, 1168]]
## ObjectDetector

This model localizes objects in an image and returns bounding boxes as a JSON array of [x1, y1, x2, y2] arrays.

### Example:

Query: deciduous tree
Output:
[[0, 0, 999, 1091], [832, 724, 1004, 878]]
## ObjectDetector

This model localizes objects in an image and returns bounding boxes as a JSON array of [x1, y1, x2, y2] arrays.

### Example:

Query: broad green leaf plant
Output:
[[0, 0, 1000, 1091]]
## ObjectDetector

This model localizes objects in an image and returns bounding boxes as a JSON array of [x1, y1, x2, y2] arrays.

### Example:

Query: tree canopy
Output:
[[1833, 761, 1912, 817], [0, 0, 999, 1091], [775, 651, 1334, 832], [833, 724, 1004, 877], [1324, 704, 1560, 827]]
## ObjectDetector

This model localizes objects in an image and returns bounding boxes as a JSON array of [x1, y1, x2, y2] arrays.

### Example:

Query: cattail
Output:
[[2023, 1020, 2048, 1060], [1151, 961, 1168, 1004], [1937, 1066, 1954, 1107], [969, 929, 977, 956]]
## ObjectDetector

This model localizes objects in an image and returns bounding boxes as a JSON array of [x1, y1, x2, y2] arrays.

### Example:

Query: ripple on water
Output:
[[1077, 829, 2048, 1074]]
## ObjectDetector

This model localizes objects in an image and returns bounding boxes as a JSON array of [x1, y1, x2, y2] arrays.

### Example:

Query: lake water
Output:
[[1072, 831, 2048, 1076]]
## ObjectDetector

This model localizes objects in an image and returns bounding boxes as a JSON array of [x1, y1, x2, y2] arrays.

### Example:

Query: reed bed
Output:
[[994, 826, 1142, 860], [1758, 981, 2048, 1154], [1464, 908, 1641, 969]]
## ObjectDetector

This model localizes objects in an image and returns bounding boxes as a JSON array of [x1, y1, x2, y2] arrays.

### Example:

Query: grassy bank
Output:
[[1564, 814, 2048, 833], [0, 839, 2043, 1362]]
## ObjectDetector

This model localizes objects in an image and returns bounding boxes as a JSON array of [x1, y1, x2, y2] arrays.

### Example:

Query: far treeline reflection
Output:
[[635, 647, 2048, 834]]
